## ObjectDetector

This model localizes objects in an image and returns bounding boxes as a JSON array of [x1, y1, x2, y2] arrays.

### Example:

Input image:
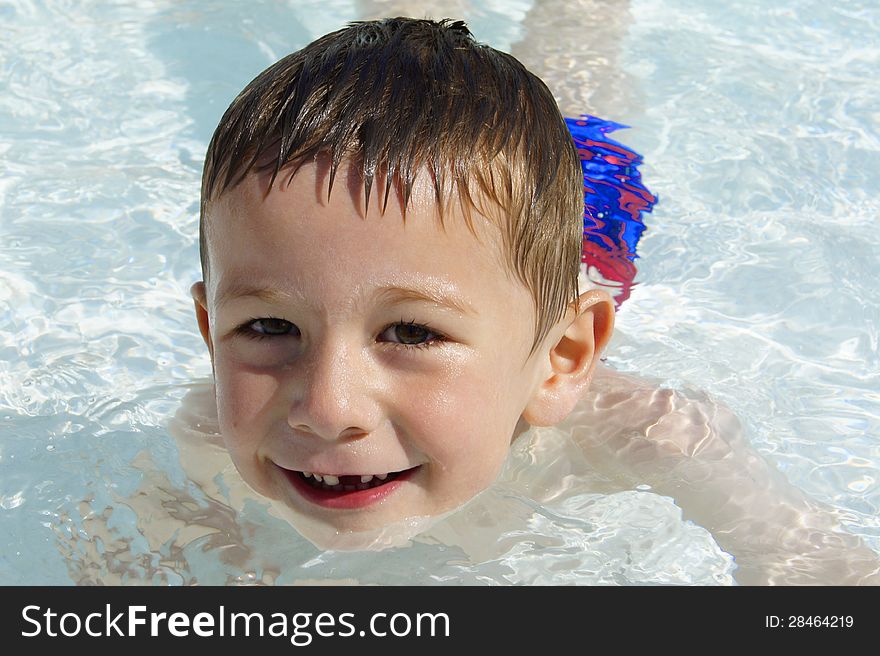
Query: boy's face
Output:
[[195, 156, 551, 539]]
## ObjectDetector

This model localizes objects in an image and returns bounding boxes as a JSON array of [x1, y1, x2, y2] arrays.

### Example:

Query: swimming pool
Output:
[[1, 0, 877, 585]]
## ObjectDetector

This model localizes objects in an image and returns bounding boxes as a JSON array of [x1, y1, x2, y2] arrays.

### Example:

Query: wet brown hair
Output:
[[200, 17, 582, 355]]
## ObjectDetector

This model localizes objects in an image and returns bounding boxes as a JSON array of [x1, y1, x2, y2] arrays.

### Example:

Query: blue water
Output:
[[1, 0, 878, 584]]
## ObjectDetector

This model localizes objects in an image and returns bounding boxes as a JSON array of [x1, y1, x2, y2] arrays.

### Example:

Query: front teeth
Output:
[[303, 472, 389, 483], [300, 471, 398, 489]]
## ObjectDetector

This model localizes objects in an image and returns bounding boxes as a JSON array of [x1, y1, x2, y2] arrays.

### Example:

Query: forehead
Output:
[[204, 156, 524, 309]]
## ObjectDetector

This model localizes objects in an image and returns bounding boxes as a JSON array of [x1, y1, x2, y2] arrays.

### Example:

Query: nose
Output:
[[287, 335, 381, 441]]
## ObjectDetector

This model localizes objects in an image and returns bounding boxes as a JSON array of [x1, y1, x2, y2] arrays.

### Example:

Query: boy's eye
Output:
[[237, 317, 299, 339], [379, 321, 446, 350], [234, 317, 445, 350]]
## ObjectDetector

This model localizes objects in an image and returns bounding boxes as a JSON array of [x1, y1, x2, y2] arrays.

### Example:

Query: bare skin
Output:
[[559, 366, 880, 585], [54, 359, 878, 584], [153, 361, 880, 585], [174, 155, 879, 584]]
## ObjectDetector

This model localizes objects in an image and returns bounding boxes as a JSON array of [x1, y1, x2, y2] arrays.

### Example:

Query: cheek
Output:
[[416, 379, 512, 511], [410, 359, 521, 481], [213, 354, 282, 462]]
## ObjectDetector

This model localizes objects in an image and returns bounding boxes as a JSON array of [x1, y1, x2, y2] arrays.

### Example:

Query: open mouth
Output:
[[297, 470, 408, 492], [280, 465, 421, 509]]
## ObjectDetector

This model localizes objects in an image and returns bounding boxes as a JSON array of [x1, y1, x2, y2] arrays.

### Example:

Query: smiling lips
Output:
[[281, 465, 421, 509]]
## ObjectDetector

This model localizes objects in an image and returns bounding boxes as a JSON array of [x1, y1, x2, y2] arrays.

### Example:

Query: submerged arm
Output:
[[567, 365, 880, 585]]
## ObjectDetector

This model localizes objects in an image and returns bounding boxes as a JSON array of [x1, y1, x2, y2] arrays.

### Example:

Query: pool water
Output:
[[1, 0, 878, 585]]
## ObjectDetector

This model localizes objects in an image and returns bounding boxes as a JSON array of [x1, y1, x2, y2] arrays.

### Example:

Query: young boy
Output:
[[186, 17, 879, 583]]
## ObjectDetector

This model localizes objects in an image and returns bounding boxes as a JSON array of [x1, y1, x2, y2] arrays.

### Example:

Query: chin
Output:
[[268, 502, 444, 551]]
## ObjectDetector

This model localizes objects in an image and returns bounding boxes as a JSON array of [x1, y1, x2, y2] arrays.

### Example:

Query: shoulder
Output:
[[566, 365, 744, 464]]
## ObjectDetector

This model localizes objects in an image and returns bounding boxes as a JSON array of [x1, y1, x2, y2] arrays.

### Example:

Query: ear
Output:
[[190, 281, 214, 364], [521, 289, 615, 426]]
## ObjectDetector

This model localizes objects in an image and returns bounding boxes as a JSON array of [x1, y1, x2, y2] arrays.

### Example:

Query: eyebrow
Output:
[[373, 286, 476, 316], [215, 282, 294, 309], [215, 281, 477, 316]]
